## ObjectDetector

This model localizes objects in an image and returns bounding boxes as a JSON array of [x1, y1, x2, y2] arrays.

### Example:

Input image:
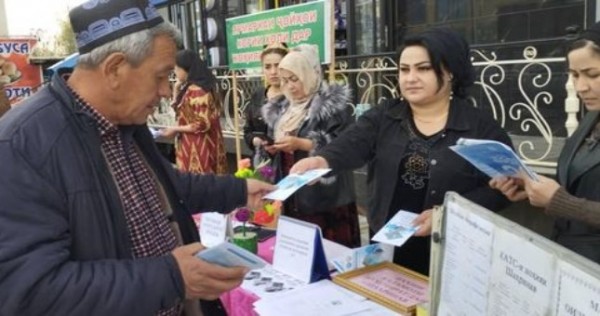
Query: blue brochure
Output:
[[450, 138, 538, 180], [196, 242, 268, 270]]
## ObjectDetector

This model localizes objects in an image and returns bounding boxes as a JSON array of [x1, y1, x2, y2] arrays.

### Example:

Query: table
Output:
[[220, 236, 276, 316]]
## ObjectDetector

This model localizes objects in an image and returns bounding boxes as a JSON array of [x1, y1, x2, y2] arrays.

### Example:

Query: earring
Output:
[[400, 95, 404, 102], [449, 91, 454, 101]]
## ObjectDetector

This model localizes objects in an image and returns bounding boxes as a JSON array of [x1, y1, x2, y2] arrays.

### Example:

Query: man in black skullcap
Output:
[[0, 1, 273, 315]]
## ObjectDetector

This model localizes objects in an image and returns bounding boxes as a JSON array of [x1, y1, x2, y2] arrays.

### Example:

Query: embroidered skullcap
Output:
[[69, 0, 164, 54]]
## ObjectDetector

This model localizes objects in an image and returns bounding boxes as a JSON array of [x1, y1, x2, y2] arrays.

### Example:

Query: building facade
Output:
[[160, 0, 597, 174]]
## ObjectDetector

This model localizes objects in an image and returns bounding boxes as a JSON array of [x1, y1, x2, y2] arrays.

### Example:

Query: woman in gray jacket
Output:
[[491, 21, 600, 260]]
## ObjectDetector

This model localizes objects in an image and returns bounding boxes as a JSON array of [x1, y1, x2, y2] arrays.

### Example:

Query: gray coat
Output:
[[262, 82, 356, 213], [554, 110, 600, 263]]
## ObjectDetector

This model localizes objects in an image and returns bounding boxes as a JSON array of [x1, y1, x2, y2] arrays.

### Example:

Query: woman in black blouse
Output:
[[291, 28, 511, 275]]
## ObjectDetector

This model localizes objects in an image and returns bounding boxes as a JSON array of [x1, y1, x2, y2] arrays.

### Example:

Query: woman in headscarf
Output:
[[291, 28, 512, 275], [261, 44, 360, 248], [162, 49, 227, 174], [243, 42, 289, 165]]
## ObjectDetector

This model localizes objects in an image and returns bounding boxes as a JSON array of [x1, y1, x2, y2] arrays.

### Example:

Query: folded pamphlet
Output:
[[196, 242, 268, 270], [263, 168, 331, 201], [450, 138, 538, 180], [371, 211, 419, 247]]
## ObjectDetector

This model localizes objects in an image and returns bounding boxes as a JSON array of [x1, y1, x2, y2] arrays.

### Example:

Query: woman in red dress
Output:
[[162, 50, 227, 174]]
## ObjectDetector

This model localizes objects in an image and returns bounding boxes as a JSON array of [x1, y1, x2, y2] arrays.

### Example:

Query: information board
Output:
[[430, 192, 600, 316]]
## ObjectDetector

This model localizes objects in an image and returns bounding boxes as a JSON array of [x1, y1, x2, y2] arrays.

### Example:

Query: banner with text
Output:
[[225, 0, 331, 70], [0, 38, 42, 104]]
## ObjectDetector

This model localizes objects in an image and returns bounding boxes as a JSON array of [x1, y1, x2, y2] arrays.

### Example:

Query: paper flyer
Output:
[[450, 138, 538, 180], [195, 242, 268, 270], [371, 210, 419, 247], [263, 168, 331, 201], [331, 243, 394, 273]]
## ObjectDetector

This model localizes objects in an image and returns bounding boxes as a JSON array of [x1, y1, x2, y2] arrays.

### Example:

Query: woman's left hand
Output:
[[412, 209, 433, 236], [522, 174, 560, 208]]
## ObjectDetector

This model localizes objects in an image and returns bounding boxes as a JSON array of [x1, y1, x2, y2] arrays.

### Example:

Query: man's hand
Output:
[[522, 174, 560, 208], [171, 243, 248, 300], [246, 179, 276, 209], [289, 156, 329, 174], [489, 176, 528, 202], [412, 209, 433, 236]]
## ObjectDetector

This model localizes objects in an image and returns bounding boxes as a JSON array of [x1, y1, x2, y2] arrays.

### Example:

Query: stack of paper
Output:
[[253, 280, 397, 316]]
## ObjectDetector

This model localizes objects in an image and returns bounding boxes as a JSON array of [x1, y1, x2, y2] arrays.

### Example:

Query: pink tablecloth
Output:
[[220, 236, 276, 316]]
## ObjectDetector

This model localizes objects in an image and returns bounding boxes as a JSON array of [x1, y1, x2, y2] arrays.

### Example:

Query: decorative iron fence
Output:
[[214, 43, 581, 174]]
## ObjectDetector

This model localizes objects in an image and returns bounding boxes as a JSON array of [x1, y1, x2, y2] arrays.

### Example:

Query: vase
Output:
[[231, 231, 258, 254]]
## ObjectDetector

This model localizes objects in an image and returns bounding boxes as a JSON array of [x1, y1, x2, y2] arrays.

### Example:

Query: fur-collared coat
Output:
[[262, 82, 356, 213]]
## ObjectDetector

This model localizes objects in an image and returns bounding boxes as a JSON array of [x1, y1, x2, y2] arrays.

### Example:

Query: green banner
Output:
[[225, 1, 331, 70]]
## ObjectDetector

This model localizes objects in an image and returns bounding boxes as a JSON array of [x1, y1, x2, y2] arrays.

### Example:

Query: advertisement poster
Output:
[[0, 38, 42, 104], [225, 0, 331, 69]]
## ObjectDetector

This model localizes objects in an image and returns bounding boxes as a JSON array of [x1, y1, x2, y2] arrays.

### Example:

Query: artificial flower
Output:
[[233, 158, 280, 229]]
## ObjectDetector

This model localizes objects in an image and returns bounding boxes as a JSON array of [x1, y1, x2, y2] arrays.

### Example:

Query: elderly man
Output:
[[0, 1, 273, 315]]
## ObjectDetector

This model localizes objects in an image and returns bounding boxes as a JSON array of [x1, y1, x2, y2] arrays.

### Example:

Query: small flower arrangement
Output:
[[234, 158, 281, 236], [234, 158, 275, 182]]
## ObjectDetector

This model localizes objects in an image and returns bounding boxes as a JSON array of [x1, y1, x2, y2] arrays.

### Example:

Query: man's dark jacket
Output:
[[0, 75, 247, 315]]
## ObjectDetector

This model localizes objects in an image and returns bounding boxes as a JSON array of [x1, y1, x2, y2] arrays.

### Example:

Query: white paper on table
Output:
[[253, 279, 369, 316], [263, 168, 331, 201], [241, 265, 306, 298], [488, 229, 555, 316], [371, 210, 419, 247], [273, 216, 320, 283], [437, 200, 494, 316], [198, 212, 228, 248], [322, 239, 352, 271], [555, 261, 600, 316], [344, 300, 399, 316]]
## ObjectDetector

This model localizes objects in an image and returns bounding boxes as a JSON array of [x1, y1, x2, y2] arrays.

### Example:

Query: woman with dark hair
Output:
[[291, 28, 511, 275], [243, 42, 289, 164], [162, 49, 227, 174], [490, 22, 600, 261], [262, 44, 360, 248]]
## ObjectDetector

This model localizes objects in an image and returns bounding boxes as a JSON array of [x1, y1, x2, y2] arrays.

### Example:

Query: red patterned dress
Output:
[[174, 86, 227, 174]]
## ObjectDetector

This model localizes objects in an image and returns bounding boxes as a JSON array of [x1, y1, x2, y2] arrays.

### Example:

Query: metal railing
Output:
[[213, 44, 580, 174]]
